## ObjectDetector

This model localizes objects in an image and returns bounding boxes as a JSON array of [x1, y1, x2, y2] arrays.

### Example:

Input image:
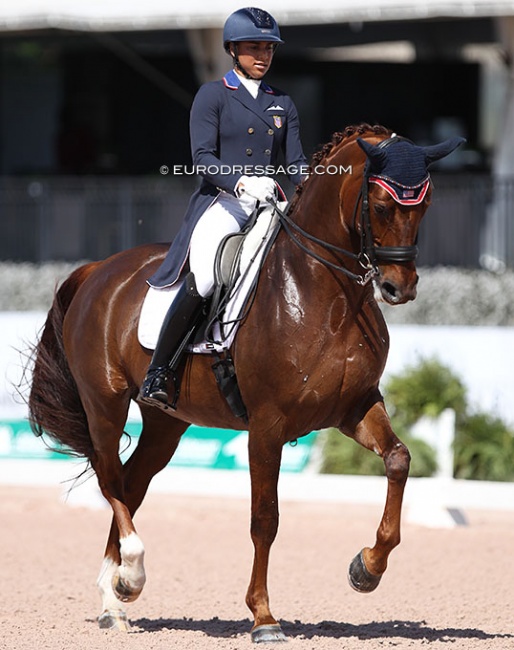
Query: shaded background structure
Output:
[[1, 1, 514, 268]]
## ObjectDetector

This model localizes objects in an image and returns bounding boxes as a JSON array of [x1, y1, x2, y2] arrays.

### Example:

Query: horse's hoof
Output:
[[98, 610, 131, 631], [348, 550, 382, 593], [112, 574, 142, 603], [251, 624, 287, 643]]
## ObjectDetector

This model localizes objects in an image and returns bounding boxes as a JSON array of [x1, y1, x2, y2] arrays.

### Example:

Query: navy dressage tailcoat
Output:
[[148, 69, 307, 288]]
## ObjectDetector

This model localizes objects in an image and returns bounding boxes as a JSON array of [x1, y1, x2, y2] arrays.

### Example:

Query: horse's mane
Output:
[[309, 123, 391, 169], [290, 123, 392, 207]]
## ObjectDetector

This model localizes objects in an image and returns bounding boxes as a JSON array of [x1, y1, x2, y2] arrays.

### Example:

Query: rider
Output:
[[140, 7, 308, 407]]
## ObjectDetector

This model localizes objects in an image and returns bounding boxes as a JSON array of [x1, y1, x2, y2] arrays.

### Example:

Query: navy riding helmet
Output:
[[223, 7, 284, 51]]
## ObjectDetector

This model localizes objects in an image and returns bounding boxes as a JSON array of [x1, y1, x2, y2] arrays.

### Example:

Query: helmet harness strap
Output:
[[230, 43, 254, 79]]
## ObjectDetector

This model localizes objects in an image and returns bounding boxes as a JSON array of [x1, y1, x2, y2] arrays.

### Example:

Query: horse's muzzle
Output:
[[374, 259, 419, 304]]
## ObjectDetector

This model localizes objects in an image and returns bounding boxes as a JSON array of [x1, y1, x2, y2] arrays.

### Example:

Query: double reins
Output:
[[272, 135, 419, 286], [272, 199, 378, 286]]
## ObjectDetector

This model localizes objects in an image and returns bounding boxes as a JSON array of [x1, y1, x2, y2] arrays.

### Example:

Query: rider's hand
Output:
[[235, 176, 277, 203]]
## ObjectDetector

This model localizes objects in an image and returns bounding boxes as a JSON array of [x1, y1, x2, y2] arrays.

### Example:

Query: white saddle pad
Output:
[[138, 205, 281, 353]]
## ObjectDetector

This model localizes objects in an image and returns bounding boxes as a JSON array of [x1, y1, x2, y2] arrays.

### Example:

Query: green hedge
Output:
[[320, 358, 514, 481], [2, 264, 514, 324], [320, 427, 437, 477]]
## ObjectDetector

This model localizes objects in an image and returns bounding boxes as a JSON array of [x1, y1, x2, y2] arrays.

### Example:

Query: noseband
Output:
[[274, 135, 421, 286]]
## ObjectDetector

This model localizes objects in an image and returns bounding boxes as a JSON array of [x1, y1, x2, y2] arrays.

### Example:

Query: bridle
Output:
[[359, 135, 420, 267], [273, 135, 421, 286]]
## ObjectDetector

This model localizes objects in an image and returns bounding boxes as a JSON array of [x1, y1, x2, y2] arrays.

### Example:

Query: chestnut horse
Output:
[[28, 124, 462, 642]]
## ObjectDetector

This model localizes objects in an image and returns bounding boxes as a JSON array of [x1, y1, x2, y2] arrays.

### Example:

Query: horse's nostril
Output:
[[382, 281, 397, 298]]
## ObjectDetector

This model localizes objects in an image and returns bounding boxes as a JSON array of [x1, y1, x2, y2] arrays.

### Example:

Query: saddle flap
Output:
[[215, 232, 246, 287]]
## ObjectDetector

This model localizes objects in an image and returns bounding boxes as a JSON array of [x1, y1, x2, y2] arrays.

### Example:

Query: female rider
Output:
[[140, 7, 308, 407]]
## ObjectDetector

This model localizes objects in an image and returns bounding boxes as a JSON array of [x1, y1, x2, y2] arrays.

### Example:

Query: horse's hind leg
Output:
[[345, 399, 410, 592], [88, 413, 144, 629], [97, 405, 188, 630]]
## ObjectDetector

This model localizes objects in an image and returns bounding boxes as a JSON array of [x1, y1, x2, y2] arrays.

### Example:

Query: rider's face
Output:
[[232, 41, 275, 79]]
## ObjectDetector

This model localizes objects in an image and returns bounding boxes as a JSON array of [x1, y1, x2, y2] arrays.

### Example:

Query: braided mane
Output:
[[309, 123, 391, 168], [292, 124, 392, 202]]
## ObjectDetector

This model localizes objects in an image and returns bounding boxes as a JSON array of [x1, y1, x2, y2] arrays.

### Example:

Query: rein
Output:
[[272, 200, 378, 286], [272, 135, 419, 286]]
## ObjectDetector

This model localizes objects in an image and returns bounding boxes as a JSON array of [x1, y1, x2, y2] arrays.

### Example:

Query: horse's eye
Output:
[[374, 203, 387, 215]]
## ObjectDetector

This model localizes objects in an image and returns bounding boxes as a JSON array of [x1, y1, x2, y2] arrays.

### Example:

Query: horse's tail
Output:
[[28, 262, 101, 461]]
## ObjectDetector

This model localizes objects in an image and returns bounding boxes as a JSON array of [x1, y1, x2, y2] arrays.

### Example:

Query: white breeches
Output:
[[189, 191, 255, 298]]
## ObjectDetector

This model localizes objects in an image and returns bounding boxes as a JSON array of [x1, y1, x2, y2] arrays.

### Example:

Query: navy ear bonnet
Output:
[[357, 136, 465, 205]]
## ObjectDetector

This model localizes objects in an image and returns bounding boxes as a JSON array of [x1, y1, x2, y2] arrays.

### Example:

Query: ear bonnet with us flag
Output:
[[358, 136, 465, 204]]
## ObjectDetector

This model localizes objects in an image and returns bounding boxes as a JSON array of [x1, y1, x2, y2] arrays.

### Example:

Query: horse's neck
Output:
[[281, 150, 362, 278], [269, 201, 371, 310], [249, 136, 385, 353], [266, 144, 374, 315], [259, 226, 378, 361], [295, 143, 359, 242]]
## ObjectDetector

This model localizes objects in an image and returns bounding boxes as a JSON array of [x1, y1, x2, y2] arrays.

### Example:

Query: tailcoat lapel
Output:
[[224, 70, 279, 128]]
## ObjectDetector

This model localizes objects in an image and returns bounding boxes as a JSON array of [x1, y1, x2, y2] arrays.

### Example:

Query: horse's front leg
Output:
[[345, 398, 410, 593], [245, 427, 287, 643]]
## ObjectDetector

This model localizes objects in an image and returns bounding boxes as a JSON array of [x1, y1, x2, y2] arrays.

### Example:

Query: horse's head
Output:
[[354, 133, 465, 304], [284, 126, 464, 306]]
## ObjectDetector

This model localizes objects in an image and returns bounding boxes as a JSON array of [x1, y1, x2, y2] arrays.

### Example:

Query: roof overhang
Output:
[[0, 0, 512, 33]]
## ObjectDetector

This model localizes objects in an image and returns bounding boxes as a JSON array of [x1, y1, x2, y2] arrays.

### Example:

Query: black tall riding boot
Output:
[[139, 272, 205, 407]]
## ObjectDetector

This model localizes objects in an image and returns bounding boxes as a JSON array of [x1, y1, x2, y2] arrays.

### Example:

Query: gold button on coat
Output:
[[248, 128, 254, 134], [264, 149, 271, 155], [267, 128, 274, 135], [246, 148, 252, 156]]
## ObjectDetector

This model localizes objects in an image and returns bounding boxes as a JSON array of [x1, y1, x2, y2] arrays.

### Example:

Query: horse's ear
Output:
[[357, 138, 388, 169], [423, 137, 466, 166]]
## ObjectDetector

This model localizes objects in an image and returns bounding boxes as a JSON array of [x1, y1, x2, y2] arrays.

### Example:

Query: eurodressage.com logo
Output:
[[158, 163, 353, 176]]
